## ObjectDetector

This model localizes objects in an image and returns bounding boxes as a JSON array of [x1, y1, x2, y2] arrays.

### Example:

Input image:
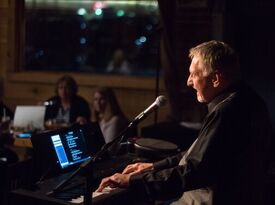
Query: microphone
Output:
[[131, 95, 167, 125], [43, 100, 56, 106]]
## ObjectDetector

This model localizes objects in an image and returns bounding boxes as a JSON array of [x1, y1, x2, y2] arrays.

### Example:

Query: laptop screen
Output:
[[13, 105, 46, 131], [50, 128, 90, 169], [31, 122, 105, 174]]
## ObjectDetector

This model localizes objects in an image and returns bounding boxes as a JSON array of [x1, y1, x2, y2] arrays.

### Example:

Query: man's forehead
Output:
[[190, 56, 203, 71]]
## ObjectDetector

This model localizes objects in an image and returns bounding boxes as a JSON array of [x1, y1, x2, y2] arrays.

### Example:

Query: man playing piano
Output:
[[96, 40, 273, 205]]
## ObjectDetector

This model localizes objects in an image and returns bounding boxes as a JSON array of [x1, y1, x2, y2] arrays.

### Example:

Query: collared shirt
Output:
[[130, 82, 272, 205], [56, 107, 70, 123]]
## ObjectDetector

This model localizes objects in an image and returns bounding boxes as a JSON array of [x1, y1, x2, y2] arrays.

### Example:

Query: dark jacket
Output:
[[0, 101, 13, 120], [130, 83, 273, 205], [45, 95, 91, 124]]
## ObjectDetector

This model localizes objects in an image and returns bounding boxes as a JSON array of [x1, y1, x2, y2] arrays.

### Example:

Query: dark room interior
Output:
[[1, 0, 275, 204]]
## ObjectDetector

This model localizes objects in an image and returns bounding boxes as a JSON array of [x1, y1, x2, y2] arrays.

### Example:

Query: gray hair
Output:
[[189, 40, 241, 81]]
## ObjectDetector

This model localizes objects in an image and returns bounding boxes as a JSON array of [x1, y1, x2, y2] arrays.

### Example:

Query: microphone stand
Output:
[[47, 120, 138, 205], [154, 26, 162, 125]]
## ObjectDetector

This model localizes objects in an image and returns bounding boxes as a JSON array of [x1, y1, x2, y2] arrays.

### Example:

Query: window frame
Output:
[[8, 0, 164, 91]]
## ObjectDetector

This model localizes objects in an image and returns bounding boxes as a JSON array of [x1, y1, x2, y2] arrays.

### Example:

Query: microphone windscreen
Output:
[[156, 95, 167, 107], [44, 100, 56, 106]]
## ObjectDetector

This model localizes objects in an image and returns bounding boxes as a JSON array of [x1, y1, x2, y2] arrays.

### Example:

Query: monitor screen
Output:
[[31, 122, 105, 175], [50, 128, 90, 169]]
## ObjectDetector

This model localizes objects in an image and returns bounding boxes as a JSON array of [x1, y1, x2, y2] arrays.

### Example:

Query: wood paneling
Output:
[[0, 43, 7, 69], [0, 0, 10, 77], [0, 0, 9, 8], [0, 25, 8, 43], [8, 72, 165, 90], [0, 3, 9, 67]]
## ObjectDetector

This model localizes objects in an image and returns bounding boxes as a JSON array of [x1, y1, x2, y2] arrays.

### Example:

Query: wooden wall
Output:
[[0, 0, 170, 131], [0, 0, 9, 77]]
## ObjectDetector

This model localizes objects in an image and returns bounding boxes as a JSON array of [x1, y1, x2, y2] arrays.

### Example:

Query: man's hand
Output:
[[122, 162, 153, 175], [96, 173, 130, 192]]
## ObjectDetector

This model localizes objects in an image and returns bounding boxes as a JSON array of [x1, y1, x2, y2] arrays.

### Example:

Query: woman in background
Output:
[[106, 49, 131, 75], [45, 75, 91, 126], [92, 87, 129, 144]]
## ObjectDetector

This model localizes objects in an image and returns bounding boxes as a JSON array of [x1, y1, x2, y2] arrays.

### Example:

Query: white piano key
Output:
[[70, 195, 83, 204], [69, 186, 118, 203]]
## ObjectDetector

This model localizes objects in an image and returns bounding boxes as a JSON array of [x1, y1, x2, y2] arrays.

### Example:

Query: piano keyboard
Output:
[[10, 155, 147, 205], [69, 187, 116, 204]]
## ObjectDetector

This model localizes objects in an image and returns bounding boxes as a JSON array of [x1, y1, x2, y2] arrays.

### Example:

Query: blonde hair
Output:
[[189, 40, 241, 81]]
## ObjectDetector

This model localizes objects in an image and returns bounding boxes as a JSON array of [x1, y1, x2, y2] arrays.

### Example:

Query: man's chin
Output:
[[197, 95, 205, 103]]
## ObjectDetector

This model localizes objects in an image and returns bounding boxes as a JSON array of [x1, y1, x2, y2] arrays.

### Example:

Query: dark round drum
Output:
[[134, 138, 179, 159]]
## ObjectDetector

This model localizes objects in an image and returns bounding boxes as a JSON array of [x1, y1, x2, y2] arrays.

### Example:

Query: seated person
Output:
[[0, 79, 18, 164], [0, 147, 18, 165], [96, 40, 273, 205], [0, 78, 13, 123], [45, 75, 91, 127], [92, 87, 129, 144], [0, 78, 13, 141], [0, 102, 13, 145], [0, 102, 13, 123], [106, 49, 131, 75]]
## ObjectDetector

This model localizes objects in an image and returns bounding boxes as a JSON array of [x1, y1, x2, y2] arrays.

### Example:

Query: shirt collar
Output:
[[207, 82, 241, 113]]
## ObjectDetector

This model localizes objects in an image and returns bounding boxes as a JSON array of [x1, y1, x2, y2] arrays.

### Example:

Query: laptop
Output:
[[31, 122, 105, 176], [13, 105, 46, 131]]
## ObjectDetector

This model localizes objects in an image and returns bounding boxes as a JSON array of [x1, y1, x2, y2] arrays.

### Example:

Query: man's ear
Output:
[[211, 71, 222, 87]]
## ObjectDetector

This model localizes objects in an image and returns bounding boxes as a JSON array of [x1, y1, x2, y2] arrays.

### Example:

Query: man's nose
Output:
[[187, 75, 192, 87]]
